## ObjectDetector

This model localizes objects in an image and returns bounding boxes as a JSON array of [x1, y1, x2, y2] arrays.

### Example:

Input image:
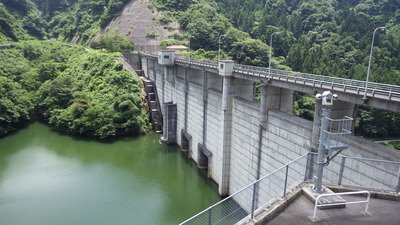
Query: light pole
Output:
[[363, 26, 386, 100], [189, 35, 194, 64], [218, 34, 226, 61], [268, 32, 280, 79]]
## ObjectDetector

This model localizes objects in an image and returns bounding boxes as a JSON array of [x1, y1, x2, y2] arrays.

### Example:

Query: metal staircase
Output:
[[142, 79, 163, 133]]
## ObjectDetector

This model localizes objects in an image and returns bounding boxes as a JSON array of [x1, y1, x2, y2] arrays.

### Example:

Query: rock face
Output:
[[98, 0, 180, 53]]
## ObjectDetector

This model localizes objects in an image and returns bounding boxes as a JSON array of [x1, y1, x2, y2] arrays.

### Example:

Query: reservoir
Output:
[[0, 122, 220, 225]]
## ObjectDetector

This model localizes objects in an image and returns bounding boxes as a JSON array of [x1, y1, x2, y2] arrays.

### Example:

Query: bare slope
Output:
[[98, 0, 180, 53]]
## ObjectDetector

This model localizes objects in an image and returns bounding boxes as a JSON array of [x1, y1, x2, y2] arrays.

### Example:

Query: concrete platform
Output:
[[246, 184, 400, 225], [265, 193, 400, 225]]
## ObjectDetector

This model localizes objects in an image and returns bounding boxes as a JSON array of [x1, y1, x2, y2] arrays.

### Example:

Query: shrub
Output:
[[146, 31, 160, 38]]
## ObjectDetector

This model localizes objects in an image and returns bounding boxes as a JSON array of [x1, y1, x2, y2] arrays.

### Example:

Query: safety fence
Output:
[[233, 64, 400, 100], [315, 153, 400, 193], [179, 153, 309, 225], [140, 54, 400, 101], [180, 152, 400, 225], [139, 54, 400, 101]]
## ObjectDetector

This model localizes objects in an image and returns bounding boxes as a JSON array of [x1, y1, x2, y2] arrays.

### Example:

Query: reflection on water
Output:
[[0, 122, 220, 225]]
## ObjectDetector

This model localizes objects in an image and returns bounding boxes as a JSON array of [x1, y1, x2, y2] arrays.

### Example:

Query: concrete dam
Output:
[[123, 51, 400, 197]]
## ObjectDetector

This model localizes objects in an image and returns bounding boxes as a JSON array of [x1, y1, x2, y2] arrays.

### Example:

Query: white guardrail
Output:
[[313, 191, 371, 220]]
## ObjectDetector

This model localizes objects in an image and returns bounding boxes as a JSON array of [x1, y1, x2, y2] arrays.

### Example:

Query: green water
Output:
[[0, 122, 220, 225]]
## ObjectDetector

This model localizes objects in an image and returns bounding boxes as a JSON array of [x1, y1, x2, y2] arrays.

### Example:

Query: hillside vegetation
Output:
[[0, 41, 149, 139], [149, 0, 400, 140], [0, 0, 130, 44], [150, 0, 400, 83], [0, 0, 399, 141]]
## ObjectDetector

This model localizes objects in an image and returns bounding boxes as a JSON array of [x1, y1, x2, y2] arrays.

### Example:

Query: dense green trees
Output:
[[215, 0, 400, 85], [153, 0, 400, 139], [0, 0, 47, 40], [0, 41, 149, 139], [178, 1, 230, 51], [49, 0, 131, 44], [1, 0, 400, 141], [0, 76, 35, 136], [39, 50, 148, 138], [90, 32, 135, 52], [0, 0, 130, 44], [0, 2, 145, 139], [230, 38, 269, 67]]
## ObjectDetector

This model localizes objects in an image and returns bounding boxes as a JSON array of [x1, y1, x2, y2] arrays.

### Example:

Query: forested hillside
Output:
[[149, 0, 400, 140], [0, 0, 130, 44], [0, 41, 149, 138], [1, 0, 400, 142], [151, 0, 400, 84], [0, 1, 148, 139], [217, 0, 400, 83]]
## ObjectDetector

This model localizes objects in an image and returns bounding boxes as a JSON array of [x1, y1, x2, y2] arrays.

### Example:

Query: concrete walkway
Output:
[[266, 195, 400, 225]]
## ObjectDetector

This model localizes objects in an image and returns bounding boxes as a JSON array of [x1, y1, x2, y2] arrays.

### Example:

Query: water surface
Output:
[[0, 122, 220, 225]]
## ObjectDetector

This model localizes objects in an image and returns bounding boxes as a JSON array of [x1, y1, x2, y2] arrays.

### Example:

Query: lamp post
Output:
[[189, 35, 194, 64], [218, 34, 226, 61], [268, 32, 280, 79], [363, 26, 386, 100]]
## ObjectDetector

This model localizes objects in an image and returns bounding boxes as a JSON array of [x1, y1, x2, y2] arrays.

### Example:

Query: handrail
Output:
[[234, 64, 400, 100], [313, 191, 370, 220], [178, 151, 399, 225], [178, 153, 309, 225], [140, 53, 400, 101]]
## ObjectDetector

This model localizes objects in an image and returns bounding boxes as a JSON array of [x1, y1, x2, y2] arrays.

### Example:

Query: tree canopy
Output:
[[0, 41, 149, 139], [0, 0, 131, 45], [1, 0, 400, 140]]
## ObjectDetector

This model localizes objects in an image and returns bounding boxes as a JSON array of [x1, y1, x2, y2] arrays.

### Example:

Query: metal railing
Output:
[[140, 54, 400, 101], [323, 116, 353, 153], [312, 191, 371, 220], [316, 153, 400, 193], [180, 152, 400, 225], [175, 56, 218, 70], [179, 153, 309, 225], [233, 64, 400, 101]]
